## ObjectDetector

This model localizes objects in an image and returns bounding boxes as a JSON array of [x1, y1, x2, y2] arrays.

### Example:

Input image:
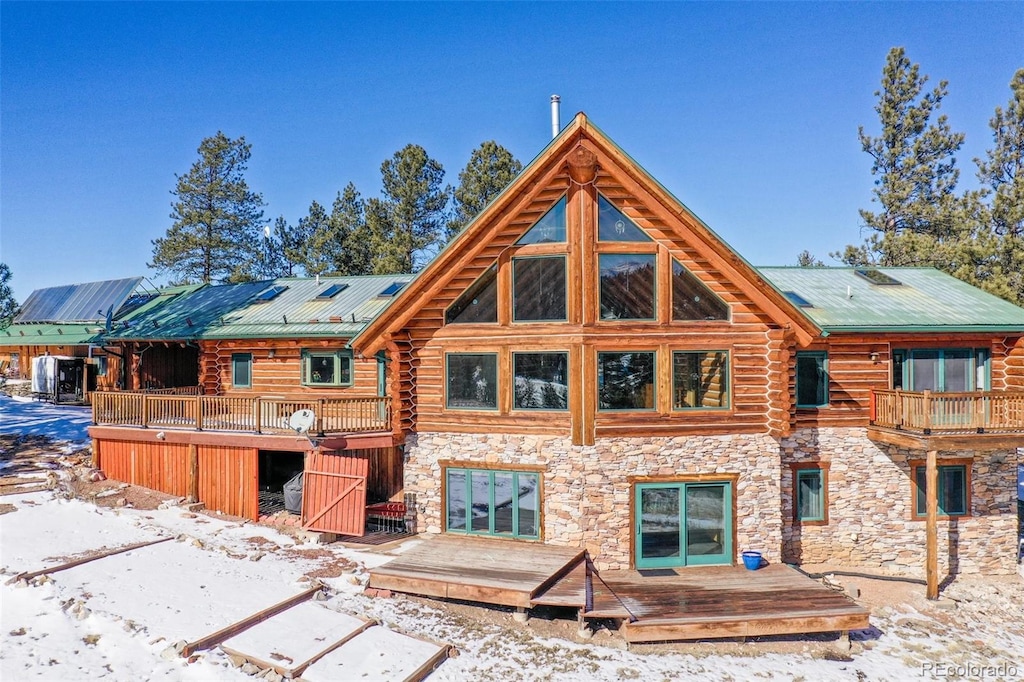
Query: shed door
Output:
[[301, 449, 369, 536]]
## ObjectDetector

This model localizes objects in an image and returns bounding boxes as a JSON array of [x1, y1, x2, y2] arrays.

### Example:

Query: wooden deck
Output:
[[368, 535, 586, 608], [370, 538, 871, 642], [593, 564, 870, 642]]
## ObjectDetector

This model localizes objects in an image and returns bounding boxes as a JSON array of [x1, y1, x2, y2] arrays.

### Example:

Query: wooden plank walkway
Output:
[[368, 535, 585, 608]]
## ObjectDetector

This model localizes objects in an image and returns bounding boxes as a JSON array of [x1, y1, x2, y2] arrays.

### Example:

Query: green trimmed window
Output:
[[513, 256, 566, 322], [795, 468, 826, 522], [672, 351, 728, 409], [446, 353, 498, 410], [599, 254, 656, 320], [517, 197, 566, 244], [232, 353, 252, 388], [893, 349, 989, 392], [446, 467, 540, 538], [598, 351, 656, 410], [513, 352, 568, 410], [914, 464, 968, 517], [95, 356, 109, 377], [301, 350, 352, 387], [672, 259, 729, 321], [447, 265, 498, 324], [598, 194, 651, 242], [796, 351, 828, 408]]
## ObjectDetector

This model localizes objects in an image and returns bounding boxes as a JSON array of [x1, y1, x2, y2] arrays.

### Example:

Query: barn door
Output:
[[301, 449, 369, 536]]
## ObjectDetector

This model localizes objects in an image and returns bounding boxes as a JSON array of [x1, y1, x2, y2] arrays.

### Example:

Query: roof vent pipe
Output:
[[550, 95, 561, 139], [315, 274, 320, 286]]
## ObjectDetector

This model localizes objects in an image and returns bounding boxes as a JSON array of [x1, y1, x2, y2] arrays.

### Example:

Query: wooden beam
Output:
[[181, 584, 323, 657], [925, 448, 939, 600], [187, 443, 199, 504], [9, 537, 174, 584]]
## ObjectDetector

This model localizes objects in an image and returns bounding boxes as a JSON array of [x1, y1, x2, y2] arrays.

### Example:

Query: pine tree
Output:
[[367, 144, 447, 273], [241, 218, 293, 281], [446, 141, 522, 241], [150, 132, 266, 284], [835, 48, 966, 268], [975, 69, 1024, 305], [287, 200, 331, 276], [320, 183, 373, 276], [0, 262, 18, 329], [796, 250, 824, 267]]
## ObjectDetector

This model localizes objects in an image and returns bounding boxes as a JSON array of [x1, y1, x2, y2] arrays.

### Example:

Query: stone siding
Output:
[[403, 432, 782, 571], [780, 428, 1020, 576]]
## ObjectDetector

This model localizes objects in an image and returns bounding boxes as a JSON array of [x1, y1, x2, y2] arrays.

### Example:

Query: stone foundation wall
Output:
[[403, 432, 782, 571], [780, 428, 1020, 576]]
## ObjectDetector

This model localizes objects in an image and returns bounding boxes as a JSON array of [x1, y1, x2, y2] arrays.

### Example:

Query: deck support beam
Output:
[[187, 443, 199, 503], [925, 449, 939, 600]]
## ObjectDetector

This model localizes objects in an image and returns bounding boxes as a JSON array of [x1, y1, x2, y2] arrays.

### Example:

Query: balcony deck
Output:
[[869, 389, 1024, 450], [91, 390, 391, 438]]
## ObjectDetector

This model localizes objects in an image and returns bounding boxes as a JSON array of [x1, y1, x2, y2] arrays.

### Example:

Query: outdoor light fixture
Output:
[[869, 352, 880, 362], [268, 349, 275, 359]]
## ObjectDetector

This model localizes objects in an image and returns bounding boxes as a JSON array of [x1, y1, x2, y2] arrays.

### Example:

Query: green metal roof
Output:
[[201, 275, 414, 340], [758, 267, 1024, 332], [103, 281, 269, 341]]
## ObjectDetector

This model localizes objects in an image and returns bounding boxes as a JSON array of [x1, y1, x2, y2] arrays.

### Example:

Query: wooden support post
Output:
[[187, 443, 199, 504], [925, 449, 939, 600], [195, 394, 203, 431], [141, 394, 150, 428]]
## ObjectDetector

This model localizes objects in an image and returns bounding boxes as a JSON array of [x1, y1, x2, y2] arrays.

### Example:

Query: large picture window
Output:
[[672, 260, 729, 321], [672, 351, 728, 409], [513, 256, 567, 322], [598, 194, 651, 242], [446, 467, 540, 538], [913, 462, 969, 518], [893, 349, 989, 392], [796, 351, 828, 408], [513, 352, 568, 410], [446, 353, 498, 410], [598, 352, 656, 410], [301, 350, 351, 387], [599, 254, 656, 320]]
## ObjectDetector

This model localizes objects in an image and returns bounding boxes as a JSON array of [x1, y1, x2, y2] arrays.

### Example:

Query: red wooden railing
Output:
[[871, 389, 1024, 434]]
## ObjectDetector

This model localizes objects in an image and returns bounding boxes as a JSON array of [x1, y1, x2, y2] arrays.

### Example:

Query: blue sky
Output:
[[2, 2, 1021, 301]]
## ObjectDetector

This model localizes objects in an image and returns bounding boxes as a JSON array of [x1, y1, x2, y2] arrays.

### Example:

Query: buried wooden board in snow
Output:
[[300, 626, 451, 682], [220, 601, 373, 677]]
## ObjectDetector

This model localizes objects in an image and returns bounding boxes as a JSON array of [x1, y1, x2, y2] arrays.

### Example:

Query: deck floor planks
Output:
[[529, 557, 587, 608], [369, 535, 585, 607]]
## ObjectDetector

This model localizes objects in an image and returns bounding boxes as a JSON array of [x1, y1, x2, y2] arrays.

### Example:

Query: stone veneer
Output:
[[780, 427, 1021, 577], [403, 429, 1021, 576], [403, 432, 782, 571]]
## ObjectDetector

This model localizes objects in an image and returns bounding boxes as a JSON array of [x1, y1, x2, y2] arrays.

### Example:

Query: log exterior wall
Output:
[[199, 339, 380, 398]]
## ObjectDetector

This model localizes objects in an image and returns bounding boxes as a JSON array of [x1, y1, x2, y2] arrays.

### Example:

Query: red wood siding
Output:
[[198, 445, 258, 520], [94, 439, 189, 497]]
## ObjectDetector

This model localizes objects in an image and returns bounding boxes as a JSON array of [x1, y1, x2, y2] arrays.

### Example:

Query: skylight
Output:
[[255, 285, 288, 302], [784, 291, 814, 308], [378, 281, 405, 297], [855, 269, 902, 286], [315, 283, 348, 299]]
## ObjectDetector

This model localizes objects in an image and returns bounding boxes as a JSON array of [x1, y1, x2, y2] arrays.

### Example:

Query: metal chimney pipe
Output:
[[550, 95, 561, 139]]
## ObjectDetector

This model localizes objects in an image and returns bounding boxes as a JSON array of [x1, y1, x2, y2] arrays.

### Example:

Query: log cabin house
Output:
[[83, 114, 1023, 607], [349, 113, 1024, 602], [89, 275, 412, 533]]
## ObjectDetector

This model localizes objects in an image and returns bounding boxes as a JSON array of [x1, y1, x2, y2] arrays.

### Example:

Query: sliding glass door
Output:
[[635, 481, 732, 569]]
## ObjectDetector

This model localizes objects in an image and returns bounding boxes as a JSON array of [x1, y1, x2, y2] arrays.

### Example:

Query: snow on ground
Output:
[[1, 395, 1023, 681], [0, 395, 92, 444]]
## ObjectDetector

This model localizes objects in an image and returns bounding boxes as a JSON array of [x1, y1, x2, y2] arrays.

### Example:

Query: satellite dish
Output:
[[288, 409, 316, 435]]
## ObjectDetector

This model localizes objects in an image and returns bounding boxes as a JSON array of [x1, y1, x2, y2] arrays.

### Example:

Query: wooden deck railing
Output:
[[870, 389, 1024, 434], [92, 392, 391, 435]]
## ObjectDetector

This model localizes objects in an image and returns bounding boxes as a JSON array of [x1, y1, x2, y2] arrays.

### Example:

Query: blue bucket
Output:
[[742, 551, 763, 570]]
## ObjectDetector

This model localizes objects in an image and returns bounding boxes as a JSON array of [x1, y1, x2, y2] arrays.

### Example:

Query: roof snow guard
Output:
[[15, 277, 143, 323]]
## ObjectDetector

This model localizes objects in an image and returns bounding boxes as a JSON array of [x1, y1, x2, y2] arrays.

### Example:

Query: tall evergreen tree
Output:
[[322, 183, 373, 276], [367, 144, 447, 273], [835, 48, 966, 268], [287, 200, 332, 276], [0, 262, 18, 329], [446, 141, 522, 241], [241, 218, 294, 281], [975, 69, 1024, 305], [150, 132, 266, 284]]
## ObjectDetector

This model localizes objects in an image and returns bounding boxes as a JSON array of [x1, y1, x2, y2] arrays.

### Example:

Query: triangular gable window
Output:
[[446, 265, 498, 324], [672, 260, 729, 321], [598, 194, 651, 242], [516, 197, 566, 244]]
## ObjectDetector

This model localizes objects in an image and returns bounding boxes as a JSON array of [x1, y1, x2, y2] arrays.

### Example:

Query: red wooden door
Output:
[[301, 449, 369, 536]]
